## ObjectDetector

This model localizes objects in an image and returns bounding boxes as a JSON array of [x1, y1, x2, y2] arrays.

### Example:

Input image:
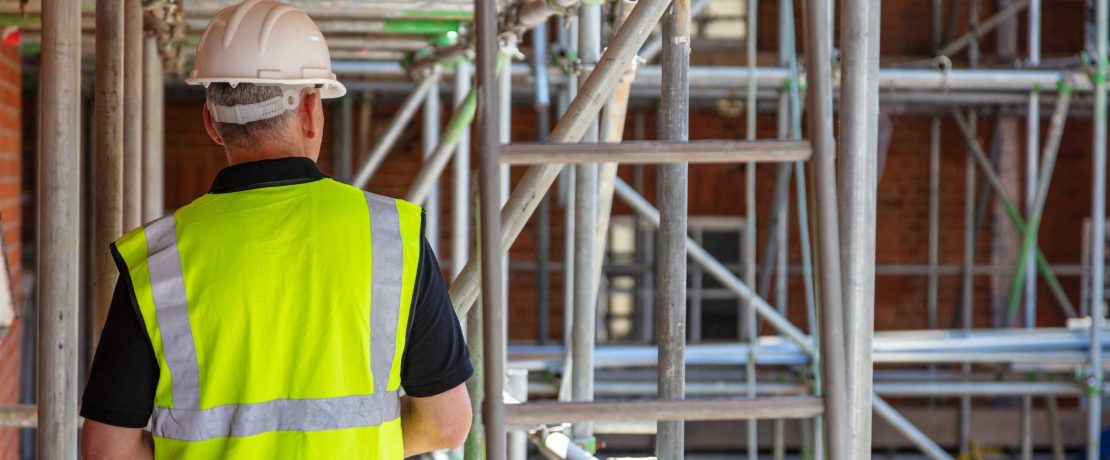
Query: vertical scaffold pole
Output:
[[572, 0, 601, 446], [803, 0, 850, 457], [452, 61, 473, 279], [142, 34, 165, 221], [476, 0, 506, 457], [657, 0, 690, 458], [533, 20, 552, 345], [93, 0, 124, 346], [839, 0, 881, 457], [1022, 3, 1041, 458], [123, 0, 143, 229], [744, 0, 759, 457], [333, 89, 353, 183], [39, 0, 81, 457], [1088, 0, 1107, 458], [424, 80, 442, 254]]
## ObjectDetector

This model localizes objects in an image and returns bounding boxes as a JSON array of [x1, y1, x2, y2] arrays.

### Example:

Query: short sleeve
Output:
[[399, 237, 473, 397], [80, 263, 159, 428]]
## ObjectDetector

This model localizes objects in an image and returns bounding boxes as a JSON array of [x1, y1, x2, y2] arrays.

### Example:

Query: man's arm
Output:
[[400, 234, 475, 454], [401, 383, 472, 456], [81, 420, 153, 460]]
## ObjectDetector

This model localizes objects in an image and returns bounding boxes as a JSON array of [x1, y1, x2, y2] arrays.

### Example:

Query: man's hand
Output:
[[401, 383, 472, 456], [81, 419, 154, 460]]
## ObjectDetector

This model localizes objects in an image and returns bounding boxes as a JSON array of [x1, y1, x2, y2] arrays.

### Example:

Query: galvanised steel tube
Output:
[[142, 34, 165, 221], [93, 0, 124, 347], [1005, 84, 1072, 326], [838, 0, 881, 456], [451, 60, 472, 279], [743, 0, 758, 457], [803, 0, 850, 457], [123, 0, 143, 230], [448, 0, 674, 319], [332, 89, 353, 183], [613, 178, 812, 351], [476, 0, 506, 455], [613, 176, 955, 459], [406, 73, 480, 204], [571, 0, 601, 445], [1089, 1, 1108, 457], [40, 0, 82, 456], [422, 80, 441, 254], [351, 74, 438, 188], [532, 19, 551, 346], [656, 0, 690, 458], [951, 111, 1076, 315], [872, 397, 954, 460], [637, 0, 709, 62]]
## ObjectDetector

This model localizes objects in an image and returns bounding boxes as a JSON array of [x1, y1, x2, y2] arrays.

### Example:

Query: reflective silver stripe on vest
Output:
[[145, 216, 202, 409], [365, 192, 403, 394], [151, 391, 401, 441]]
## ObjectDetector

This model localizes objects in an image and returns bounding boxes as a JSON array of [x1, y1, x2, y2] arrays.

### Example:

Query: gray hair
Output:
[[204, 83, 296, 147]]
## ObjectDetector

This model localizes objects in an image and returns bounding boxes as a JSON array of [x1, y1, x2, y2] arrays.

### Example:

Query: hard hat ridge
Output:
[[186, 0, 346, 100]]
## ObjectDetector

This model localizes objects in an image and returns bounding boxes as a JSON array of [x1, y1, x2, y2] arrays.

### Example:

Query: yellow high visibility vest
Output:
[[114, 178, 423, 459]]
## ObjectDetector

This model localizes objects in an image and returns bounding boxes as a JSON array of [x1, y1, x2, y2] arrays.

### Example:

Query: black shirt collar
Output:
[[209, 157, 328, 194]]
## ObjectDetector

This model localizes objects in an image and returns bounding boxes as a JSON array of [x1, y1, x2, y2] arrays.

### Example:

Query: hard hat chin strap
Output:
[[209, 87, 304, 125]]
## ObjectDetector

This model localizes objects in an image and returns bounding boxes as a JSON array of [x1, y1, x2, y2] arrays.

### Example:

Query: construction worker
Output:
[[79, 1, 472, 458]]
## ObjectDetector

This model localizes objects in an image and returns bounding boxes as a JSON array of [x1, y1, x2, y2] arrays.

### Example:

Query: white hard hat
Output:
[[186, 0, 346, 99]]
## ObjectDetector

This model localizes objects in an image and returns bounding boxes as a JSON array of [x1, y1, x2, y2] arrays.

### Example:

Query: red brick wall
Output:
[[157, 1, 1099, 344], [0, 41, 21, 460]]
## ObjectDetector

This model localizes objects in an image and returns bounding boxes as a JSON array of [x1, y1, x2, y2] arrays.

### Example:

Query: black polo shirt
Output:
[[80, 157, 472, 428]]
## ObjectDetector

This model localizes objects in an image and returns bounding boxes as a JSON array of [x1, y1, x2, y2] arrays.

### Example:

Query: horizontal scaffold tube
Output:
[[331, 62, 1094, 93]]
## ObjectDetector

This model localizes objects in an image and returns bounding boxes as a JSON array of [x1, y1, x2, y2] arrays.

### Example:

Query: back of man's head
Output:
[[204, 83, 295, 149]]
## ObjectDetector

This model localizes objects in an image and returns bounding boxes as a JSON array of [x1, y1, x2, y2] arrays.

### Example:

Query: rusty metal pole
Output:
[[39, 0, 82, 456]]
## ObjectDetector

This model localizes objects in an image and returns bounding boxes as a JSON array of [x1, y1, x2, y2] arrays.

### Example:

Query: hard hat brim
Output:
[[185, 76, 347, 99]]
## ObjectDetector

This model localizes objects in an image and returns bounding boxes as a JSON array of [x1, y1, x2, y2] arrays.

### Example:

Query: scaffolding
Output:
[[22, 0, 1110, 458]]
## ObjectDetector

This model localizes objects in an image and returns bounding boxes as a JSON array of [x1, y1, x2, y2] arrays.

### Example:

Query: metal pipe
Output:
[[333, 62, 1099, 93], [839, 0, 881, 456], [406, 80, 478, 204], [507, 397, 825, 426], [448, 0, 674, 321], [656, 0, 689, 457], [556, 14, 578, 404], [507, 369, 529, 460], [958, 110, 976, 454], [951, 111, 1077, 315], [614, 178, 812, 350], [570, 1, 601, 445], [803, 0, 851, 456], [423, 79, 441, 254], [123, 0, 142, 230], [351, 74, 437, 188], [333, 87, 353, 183], [142, 33, 164, 221], [451, 61, 472, 279], [533, 19, 552, 346], [476, 0, 506, 455], [638, 0, 710, 62], [531, 429, 598, 460], [39, 0, 81, 456], [743, 0, 758, 456], [93, 0, 124, 347], [936, 0, 1029, 57], [872, 396, 955, 460], [1006, 84, 1073, 326], [1089, 0, 1108, 457], [501, 140, 810, 164], [465, 178, 484, 460]]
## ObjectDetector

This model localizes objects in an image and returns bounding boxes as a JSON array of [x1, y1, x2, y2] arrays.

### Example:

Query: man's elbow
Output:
[[436, 401, 472, 449], [442, 418, 471, 449]]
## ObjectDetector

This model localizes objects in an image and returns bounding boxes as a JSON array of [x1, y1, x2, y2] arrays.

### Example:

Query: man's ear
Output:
[[202, 104, 225, 146], [301, 90, 321, 140]]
